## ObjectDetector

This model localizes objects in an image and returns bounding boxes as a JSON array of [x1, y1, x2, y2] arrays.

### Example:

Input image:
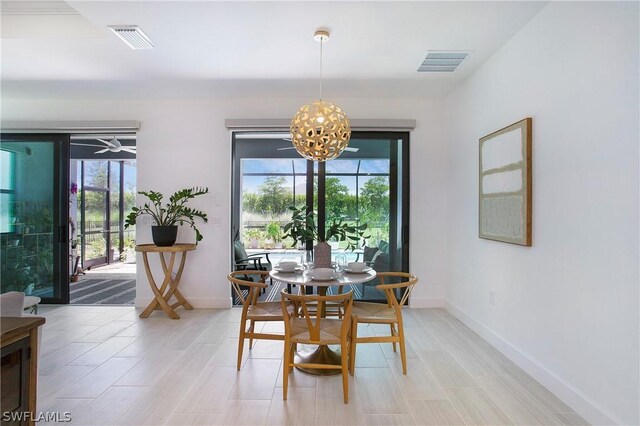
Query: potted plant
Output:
[[265, 222, 281, 249], [245, 228, 262, 249], [283, 206, 368, 267], [125, 187, 209, 246]]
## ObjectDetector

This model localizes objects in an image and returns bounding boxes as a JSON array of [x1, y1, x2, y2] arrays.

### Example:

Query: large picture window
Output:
[[232, 132, 409, 302]]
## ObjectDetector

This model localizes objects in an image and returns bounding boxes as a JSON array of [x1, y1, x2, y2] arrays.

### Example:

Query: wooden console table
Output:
[[136, 243, 196, 319], [1, 316, 46, 425]]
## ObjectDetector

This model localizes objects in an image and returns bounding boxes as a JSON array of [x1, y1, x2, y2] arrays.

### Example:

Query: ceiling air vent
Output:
[[108, 25, 154, 50], [418, 51, 470, 73]]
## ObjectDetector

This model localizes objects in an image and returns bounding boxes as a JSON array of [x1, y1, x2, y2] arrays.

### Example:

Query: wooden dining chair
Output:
[[227, 270, 291, 370], [349, 272, 418, 376], [280, 289, 354, 403]]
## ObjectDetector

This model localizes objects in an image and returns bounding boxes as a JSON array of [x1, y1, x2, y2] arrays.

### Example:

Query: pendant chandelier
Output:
[[290, 30, 351, 162]]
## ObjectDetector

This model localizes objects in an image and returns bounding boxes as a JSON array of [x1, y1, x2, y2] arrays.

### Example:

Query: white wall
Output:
[[443, 2, 639, 425], [1, 97, 448, 308]]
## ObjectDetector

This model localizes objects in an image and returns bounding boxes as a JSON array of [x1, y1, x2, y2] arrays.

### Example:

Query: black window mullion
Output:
[[317, 162, 326, 240], [119, 161, 124, 256], [305, 160, 314, 251], [80, 161, 85, 267], [389, 140, 399, 271], [106, 162, 111, 264]]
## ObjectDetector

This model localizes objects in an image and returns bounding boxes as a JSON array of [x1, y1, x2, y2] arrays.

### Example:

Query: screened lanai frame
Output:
[[239, 157, 391, 227], [76, 159, 137, 269]]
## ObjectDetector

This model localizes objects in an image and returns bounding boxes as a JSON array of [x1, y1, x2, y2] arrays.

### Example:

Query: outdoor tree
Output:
[[240, 173, 391, 247], [360, 176, 389, 223], [85, 161, 109, 187], [124, 184, 137, 214], [83, 162, 109, 229], [319, 177, 355, 220], [242, 191, 260, 214], [256, 176, 291, 216]]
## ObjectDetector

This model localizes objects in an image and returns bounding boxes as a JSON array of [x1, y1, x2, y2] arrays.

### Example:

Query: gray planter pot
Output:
[[314, 241, 332, 268], [152, 225, 178, 247]]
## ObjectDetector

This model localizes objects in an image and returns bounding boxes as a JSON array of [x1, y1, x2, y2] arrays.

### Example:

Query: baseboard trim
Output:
[[410, 297, 445, 308], [135, 297, 231, 309], [445, 301, 621, 426]]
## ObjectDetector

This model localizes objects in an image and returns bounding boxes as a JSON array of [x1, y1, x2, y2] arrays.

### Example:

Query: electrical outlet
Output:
[[489, 291, 496, 306]]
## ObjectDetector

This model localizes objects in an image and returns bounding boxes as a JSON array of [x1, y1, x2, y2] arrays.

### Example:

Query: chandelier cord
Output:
[[319, 37, 323, 100]]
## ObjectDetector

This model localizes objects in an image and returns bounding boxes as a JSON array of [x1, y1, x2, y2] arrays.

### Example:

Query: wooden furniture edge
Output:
[[1, 316, 45, 426], [136, 243, 197, 253], [1, 317, 46, 346]]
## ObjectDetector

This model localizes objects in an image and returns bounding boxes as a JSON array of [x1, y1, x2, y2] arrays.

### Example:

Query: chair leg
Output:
[[398, 323, 408, 375], [249, 320, 255, 349], [237, 325, 245, 371], [390, 324, 397, 352], [341, 340, 349, 404], [289, 343, 296, 371], [349, 318, 358, 376], [283, 342, 291, 400]]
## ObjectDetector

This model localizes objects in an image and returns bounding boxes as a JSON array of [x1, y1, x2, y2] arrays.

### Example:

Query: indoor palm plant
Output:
[[125, 187, 209, 246], [283, 206, 368, 267]]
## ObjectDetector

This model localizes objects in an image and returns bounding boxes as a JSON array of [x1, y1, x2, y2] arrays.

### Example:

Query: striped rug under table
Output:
[[70, 276, 136, 305]]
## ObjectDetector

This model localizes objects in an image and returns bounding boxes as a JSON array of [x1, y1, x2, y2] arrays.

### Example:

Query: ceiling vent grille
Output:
[[418, 51, 470, 73], [108, 25, 154, 50]]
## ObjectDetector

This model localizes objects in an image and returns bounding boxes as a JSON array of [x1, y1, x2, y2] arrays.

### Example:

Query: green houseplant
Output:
[[283, 206, 368, 267], [125, 187, 209, 246], [265, 221, 282, 248]]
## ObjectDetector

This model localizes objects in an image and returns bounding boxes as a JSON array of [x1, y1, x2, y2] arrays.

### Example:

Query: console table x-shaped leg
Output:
[[139, 248, 194, 319]]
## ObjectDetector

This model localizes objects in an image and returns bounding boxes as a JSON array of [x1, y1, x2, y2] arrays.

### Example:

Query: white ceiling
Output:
[[0, 1, 547, 99]]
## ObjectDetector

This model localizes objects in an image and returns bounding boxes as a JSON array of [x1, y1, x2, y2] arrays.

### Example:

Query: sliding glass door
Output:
[[232, 131, 409, 301], [77, 160, 136, 269], [318, 133, 409, 274], [0, 134, 70, 303]]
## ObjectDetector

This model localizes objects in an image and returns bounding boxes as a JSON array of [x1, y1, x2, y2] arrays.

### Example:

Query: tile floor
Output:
[[35, 305, 589, 425]]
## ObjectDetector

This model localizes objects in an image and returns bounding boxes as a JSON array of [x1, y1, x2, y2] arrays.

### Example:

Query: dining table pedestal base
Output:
[[295, 345, 342, 376]]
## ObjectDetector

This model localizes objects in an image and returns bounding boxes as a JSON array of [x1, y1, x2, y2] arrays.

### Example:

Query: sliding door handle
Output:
[[58, 226, 67, 243]]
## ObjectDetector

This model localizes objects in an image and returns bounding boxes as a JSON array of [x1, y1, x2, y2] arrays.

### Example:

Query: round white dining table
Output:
[[269, 268, 377, 290], [269, 268, 377, 375]]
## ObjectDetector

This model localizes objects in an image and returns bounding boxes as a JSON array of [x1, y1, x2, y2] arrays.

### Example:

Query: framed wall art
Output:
[[479, 117, 532, 246]]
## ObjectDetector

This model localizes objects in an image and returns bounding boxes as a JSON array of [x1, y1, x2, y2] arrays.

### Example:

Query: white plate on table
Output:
[[344, 267, 372, 274], [274, 266, 303, 273], [307, 270, 339, 281]]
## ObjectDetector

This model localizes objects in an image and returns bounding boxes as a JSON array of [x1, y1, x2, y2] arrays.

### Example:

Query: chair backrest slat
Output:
[[280, 289, 353, 343], [227, 271, 269, 311], [375, 272, 418, 316]]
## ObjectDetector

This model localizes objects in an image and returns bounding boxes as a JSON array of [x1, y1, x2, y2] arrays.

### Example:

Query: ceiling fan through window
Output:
[[71, 137, 137, 155]]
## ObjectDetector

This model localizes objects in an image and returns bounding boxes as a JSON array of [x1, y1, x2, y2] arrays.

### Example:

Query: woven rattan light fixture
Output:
[[290, 30, 351, 162]]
